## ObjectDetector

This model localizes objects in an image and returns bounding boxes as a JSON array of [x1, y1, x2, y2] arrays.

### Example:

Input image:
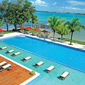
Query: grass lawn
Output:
[[1, 31, 85, 45], [61, 38, 85, 45], [2, 31, 16, 34]]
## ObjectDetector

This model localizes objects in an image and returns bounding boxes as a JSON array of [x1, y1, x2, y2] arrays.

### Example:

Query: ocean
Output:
[[1, 12, 85, 41]]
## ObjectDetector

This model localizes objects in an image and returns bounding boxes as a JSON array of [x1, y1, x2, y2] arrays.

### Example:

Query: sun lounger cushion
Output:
[[36, 61, 44, 66], [46, 65, 55, 71], [0, 47, 7, 50], [6, 50, 14, 53], [60, 71, 69, 78], [24, 56, 31, 60], [0, 61, 7, 67], [12, 52, 21, 56], [2, 64, 11, 69]]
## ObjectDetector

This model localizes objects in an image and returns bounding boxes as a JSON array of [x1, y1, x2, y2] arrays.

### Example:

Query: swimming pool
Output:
[[0, 39, 85, 85], [0, 35, 85, 72]]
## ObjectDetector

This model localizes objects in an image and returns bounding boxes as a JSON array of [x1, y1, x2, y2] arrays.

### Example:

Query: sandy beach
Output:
[[1, 25, 85, 42], [39, 28, 85, 41]]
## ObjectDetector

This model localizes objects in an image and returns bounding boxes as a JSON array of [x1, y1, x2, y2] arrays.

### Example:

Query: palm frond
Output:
[[75, 27, 80, 32]]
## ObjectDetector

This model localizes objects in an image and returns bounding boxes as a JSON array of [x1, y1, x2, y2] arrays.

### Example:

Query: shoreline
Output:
[[1, 25, 85, 42], [39, 28, 85, 42], [0, 32, 85, 50]]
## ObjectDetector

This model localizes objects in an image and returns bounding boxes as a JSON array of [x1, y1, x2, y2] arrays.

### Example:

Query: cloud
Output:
[[53, 2, 57, 5], [67, 1, 85, 6], [61, 7, 85, 12], [30, 1, 34, 4], [30, 0, 48, 6], [62, 7, 80, 10]]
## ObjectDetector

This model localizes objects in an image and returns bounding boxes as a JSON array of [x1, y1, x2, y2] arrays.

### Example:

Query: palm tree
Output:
[[48, 15, 66, 41], [57, 23, 70, 38], [66, 17, 85, 45]]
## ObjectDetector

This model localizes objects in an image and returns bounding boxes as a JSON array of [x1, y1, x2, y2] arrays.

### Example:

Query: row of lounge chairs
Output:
[[21, 56, 69, 80], [0, 61, 11, 72], [22, 56, 55, 73], [20, 29, 50, 38], [0, 46, 69, 80], [0, 46, 21, 56]]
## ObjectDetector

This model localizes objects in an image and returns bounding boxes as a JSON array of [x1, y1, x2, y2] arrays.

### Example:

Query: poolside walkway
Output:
[[0, 34, 85, 85], [0, 55, 35, 85], [1, 32, 84, 50]]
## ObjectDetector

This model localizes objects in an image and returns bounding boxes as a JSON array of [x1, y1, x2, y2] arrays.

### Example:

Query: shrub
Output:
[[30, 70, 35, 75]]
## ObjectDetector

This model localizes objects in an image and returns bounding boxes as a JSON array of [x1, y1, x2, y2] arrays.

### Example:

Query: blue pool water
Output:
[[0, 36, 85, 72], [0, 38, 85, 85]]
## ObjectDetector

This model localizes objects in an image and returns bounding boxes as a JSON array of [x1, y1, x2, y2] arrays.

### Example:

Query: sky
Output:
[[29, 0, 85, 13], [0, 0, 85, 13]]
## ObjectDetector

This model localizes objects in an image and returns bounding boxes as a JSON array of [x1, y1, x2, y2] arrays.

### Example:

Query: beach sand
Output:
[[39, 28, 85, 42], [1, 25, 85, 42]]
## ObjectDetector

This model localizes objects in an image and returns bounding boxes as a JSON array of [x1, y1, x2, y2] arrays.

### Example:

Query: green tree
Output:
[[8, 0, 37, 31], [0, 0, 9, 31], [31, 14, 38, 26], [48, 15, 59, 41], [48, 15, 66, 41], [8, 0, 31, 30], [57, 23, 70, 38], [66, 17, 85, 45], [29, 4, 38, 26], [0, 21, 5, 26]]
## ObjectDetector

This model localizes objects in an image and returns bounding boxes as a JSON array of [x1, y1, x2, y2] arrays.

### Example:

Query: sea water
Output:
[[34, 12, 85, 41], [1, 12, 85, 41]]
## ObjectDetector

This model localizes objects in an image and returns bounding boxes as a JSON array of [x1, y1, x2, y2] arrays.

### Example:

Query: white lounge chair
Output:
[[22, 56, 32, 62], [0, 61, 7, 67], [34, 61, 44, 68], [45, 65, 55, 73], [6, 50, 14, 54], [12, 52, 21, 56], [0, 64, 11, 72], [59, 71, 69, 80], [0, 47, 7, 50], [20, 30, 24, 33]]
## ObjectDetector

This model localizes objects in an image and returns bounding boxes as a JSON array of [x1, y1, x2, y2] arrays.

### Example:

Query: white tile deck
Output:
[[0, 32, 85, 50]]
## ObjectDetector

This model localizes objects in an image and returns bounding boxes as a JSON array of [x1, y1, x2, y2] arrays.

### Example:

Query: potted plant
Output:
[[30, 70, 35, 75]]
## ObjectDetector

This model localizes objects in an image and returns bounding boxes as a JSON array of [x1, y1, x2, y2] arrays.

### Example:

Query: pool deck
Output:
[[0, 32, 85, 50], [0, 33, 85, 85], [0, 54, 40, 85]]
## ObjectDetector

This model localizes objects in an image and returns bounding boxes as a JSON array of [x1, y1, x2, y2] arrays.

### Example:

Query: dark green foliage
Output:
[[0, 0, 38, 31], [0, 0, 9, 31], [0, 21, 5, 26]]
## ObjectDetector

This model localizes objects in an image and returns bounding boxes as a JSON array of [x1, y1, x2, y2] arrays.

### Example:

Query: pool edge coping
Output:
[[0, 32, 85, 51]]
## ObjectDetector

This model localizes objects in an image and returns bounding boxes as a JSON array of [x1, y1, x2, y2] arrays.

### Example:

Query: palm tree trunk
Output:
[[32, 23, 33, 27], [6, 23, 8, 31], [14, 25, 17, 31], [53, 30, 55, 41], [61, 34, 63, 39], [70, 32, 73, 45]]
